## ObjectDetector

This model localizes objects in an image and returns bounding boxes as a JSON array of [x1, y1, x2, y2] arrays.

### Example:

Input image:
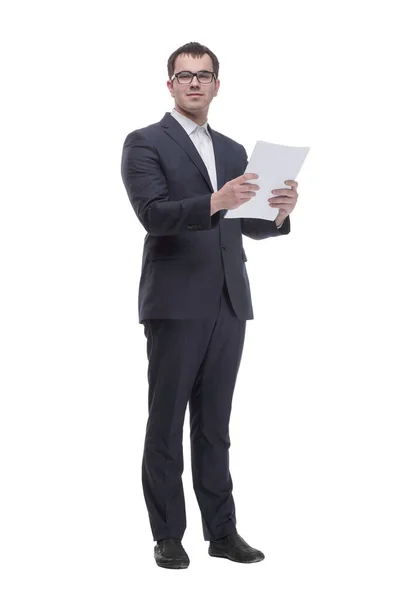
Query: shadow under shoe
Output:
[[208, 532, 265, 563], [154, 538, 190, 569]]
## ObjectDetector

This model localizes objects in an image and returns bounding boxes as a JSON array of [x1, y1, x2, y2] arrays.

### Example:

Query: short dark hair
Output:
[[167, 42, 219, 80]]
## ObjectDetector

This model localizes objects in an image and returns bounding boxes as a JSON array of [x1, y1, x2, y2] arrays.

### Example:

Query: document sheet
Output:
[[224, 140, 310, 221]]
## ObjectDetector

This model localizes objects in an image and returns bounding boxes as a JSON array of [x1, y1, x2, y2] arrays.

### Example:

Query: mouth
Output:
[[187, 94, 203, 97]]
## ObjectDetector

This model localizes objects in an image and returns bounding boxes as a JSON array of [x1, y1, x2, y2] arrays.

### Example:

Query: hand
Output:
[[269, 180, 298, 225], [213, 173, 260, 211]]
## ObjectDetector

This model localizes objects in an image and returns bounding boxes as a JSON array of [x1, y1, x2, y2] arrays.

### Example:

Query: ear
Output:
[[166, 80, 174, 96]]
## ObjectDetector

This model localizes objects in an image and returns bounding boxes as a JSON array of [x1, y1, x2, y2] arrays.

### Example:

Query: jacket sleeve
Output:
[[239, 145, 291, 240], [121, 130, 224, 236], [241, 215, 290, 239]]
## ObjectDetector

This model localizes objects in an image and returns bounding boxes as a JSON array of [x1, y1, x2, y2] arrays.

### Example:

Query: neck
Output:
[[174, 105, 208, 127]]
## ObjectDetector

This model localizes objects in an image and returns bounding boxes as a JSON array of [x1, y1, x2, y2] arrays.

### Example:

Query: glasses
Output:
[[171, 70, 216, 84]]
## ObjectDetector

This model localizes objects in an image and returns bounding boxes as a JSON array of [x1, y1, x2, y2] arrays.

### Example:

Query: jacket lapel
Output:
[[160, 112, 226, 193]]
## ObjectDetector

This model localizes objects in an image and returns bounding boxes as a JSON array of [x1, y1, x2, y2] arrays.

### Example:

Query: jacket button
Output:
[[222, 245, 227, 250]]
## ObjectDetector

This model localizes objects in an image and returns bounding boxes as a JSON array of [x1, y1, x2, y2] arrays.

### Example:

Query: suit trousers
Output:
[[142, 279, 246, 542]]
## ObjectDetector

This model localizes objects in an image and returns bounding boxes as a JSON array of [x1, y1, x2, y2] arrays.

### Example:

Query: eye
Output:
[[198, 71, 213, 83]]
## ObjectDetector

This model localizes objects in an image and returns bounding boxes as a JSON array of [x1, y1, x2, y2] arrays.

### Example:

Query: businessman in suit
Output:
[[121, 42, 298, 569]]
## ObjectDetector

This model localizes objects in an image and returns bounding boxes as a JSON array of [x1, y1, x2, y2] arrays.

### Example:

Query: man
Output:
[[121, 42, 298, 569]]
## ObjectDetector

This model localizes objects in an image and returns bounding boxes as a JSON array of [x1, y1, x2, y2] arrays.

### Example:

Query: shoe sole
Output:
[[208, 548, 264, 563], [155, 557, 190, 569]]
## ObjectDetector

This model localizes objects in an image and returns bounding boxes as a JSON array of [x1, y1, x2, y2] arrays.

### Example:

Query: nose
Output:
[[190, 74, 202, 85]]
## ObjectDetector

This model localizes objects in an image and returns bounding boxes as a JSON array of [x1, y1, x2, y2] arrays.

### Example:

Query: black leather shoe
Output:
[[154, 538, 190, 569], [208, 532, 265, 563]]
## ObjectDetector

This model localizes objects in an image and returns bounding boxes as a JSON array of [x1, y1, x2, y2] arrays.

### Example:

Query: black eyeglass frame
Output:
[[170, 70, 216, 84]]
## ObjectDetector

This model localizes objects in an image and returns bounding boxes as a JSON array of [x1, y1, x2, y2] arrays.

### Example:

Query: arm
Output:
[[239, 145, 291, 240], [241, 215, 290, 240], [121, 130, 224, 236]]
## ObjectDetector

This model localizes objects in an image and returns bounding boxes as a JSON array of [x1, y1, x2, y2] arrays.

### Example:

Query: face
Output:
[[167, 53, 220, 125]]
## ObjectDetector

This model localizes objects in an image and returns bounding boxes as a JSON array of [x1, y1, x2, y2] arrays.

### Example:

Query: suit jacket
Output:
[[121, 112, 290, 324]]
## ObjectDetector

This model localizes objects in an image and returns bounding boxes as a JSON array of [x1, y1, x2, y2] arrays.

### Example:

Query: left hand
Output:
[[269, 180, 298, 223]]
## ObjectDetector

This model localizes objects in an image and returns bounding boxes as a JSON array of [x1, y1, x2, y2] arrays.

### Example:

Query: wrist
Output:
[[275, 215, 286, 228], [210, 192, 222, 216]]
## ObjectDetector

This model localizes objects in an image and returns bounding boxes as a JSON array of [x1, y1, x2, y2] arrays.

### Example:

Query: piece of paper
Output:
[[223, 140, 310, 220]]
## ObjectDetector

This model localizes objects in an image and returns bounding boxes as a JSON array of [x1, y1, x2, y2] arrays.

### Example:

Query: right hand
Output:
[[214, 173, 260, 210]]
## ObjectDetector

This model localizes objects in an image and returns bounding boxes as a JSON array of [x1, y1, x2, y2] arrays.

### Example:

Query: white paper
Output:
[[224, 140, 310, 220]]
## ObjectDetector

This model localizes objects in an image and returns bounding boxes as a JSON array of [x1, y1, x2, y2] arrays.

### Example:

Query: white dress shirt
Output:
[[170, 107, 217, 191], [170, 107, 284, 228]]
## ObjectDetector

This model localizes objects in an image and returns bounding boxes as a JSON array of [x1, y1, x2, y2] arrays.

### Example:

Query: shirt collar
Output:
[[170, 107, 211, 138]]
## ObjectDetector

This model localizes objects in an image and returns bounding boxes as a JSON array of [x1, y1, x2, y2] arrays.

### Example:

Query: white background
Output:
[[1, 0, 399, 598]]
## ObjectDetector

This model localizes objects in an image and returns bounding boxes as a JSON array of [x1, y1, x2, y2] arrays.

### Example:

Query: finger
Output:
[[271, 189, 297, 196], [241, 173, 259, 182], [242, 183, 260, 190], [284, 180, 298, 188], [269, 202, 293, 209], [268, 197, 295, 205]]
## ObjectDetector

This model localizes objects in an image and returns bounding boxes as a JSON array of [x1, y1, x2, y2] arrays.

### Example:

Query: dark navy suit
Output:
[[121, 112, 290, 541]]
